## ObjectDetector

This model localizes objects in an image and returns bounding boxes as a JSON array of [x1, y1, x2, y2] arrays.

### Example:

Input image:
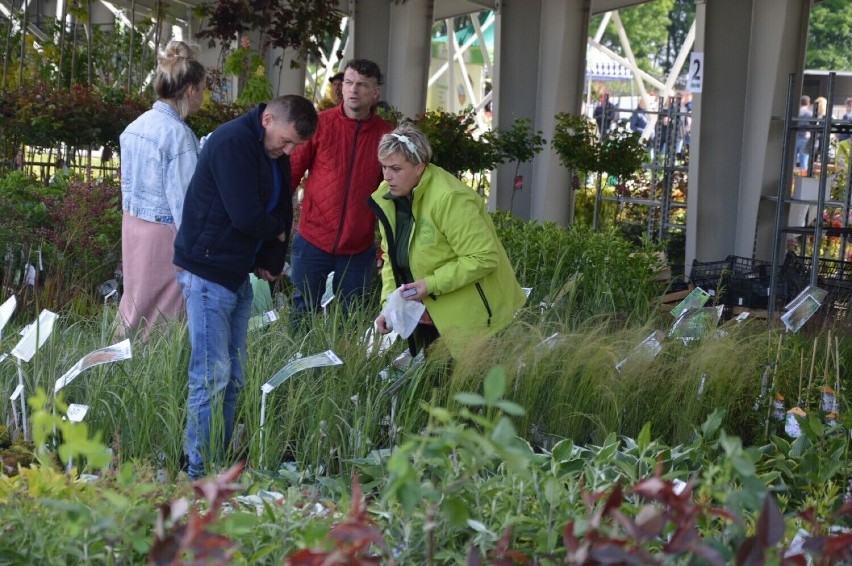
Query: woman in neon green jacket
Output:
[[368, 123, 526, 357]]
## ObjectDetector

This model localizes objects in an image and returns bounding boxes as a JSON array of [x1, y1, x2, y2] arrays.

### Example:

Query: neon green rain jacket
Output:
[[368, 164, 526, 356]]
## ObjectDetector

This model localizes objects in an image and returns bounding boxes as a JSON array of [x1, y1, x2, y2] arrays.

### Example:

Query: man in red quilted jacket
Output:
[[289, 59, 394, 322]]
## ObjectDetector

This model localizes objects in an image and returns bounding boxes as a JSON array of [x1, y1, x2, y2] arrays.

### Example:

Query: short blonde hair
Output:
[[378, 122, 433, 165]]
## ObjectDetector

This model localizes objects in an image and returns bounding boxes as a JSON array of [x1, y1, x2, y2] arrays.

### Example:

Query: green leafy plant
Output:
[[551, 112, 599, 186], [223, 42, 274, 106], [415, 109, 502, 194]]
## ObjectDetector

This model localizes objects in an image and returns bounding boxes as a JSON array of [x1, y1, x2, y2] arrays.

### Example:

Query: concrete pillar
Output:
[[386, 0, 433, 118], [492, 0, 588, 222], [529, 0, 589, 225], [686, 0, 752, 265], [738, 0, 811, 261], [491, 0, 543, 215], [686, 0, 811, 268], [350, 0, 391, 79]]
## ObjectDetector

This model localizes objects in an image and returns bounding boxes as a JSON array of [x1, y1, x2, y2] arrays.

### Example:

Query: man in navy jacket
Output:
[[174, 95, 317, 479]]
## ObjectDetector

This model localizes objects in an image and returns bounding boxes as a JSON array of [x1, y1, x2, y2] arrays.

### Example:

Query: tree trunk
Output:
[[18, 0, 27, 85], [57, 0, 69, 88], [2, 7, 14, 89], [85, 0, 93, 85], [71, 17, 78, 87], [127, 0, 134, 91]]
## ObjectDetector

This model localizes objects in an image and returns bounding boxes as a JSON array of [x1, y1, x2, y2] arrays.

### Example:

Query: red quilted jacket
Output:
[[290, 105, 393, 255]]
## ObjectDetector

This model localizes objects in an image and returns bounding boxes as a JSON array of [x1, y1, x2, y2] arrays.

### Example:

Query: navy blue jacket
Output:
[[174, 104, 292, 291]]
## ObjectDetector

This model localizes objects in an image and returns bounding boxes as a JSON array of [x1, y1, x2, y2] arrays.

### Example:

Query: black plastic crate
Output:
[[690, 256, 772, 308], [689, 259, 729, 297], [780, 251, 809, 302], [724, 256, 772, 308]]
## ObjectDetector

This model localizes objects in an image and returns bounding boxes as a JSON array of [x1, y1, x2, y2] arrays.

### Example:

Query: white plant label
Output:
[[0, 295, 16, 334], [54, 339, 132, 393], [261, 350, 343, 393], [66, 403, 90, 423], [11, 309, 58, 362], [10, 383, 23, 401], [249, 309, 279, 331]]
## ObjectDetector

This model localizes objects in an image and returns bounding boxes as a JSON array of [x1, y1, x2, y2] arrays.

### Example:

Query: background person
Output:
[[289, 59, 394, 324], [174, 95, 318, 479], [369, 123, 526, 357], [795, 95, 813, 170], [118, 40, 206, 339], [317, 71, 344, 111]]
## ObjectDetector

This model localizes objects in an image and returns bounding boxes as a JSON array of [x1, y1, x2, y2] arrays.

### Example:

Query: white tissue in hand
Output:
[[381, 286, 426, 339]]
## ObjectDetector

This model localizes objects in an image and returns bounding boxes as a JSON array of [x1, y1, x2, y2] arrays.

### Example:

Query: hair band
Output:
[[392, 134, 418, 159]]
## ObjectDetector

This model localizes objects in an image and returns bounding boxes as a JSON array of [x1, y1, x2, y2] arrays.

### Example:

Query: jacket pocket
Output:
[[204, 222, 230, 258], [475, 282, 492, 327]]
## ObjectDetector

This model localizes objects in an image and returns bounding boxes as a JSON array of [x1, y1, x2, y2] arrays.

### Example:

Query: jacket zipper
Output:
[[332, 120, 361, 253], [205, 222, 229, 258], [368, 198, 405, 287], [475, 282, 492, 327]]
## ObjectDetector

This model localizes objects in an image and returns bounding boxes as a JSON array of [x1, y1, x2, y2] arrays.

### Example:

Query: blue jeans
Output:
[[795, 135, 810, 170], [176, 269, 252, 479], [289, 233, 375, 319]]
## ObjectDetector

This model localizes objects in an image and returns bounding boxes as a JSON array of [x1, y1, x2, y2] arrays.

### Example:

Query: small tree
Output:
[[551, 112, 599, 188], [496, 117, 546, 215], [415, 109, 502, 195]]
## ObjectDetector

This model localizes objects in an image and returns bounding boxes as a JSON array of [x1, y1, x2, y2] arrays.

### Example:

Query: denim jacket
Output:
[[120, 101, 200, 229]]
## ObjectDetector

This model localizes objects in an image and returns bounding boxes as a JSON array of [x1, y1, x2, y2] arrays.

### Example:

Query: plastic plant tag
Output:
[[66, 403, 90, 423], [249, 309, 279, 331], [379, 349, 425, 382], [537, 332, 563, 350], [670, 286, 710, 319], [615, 330, 664, 372], [10, 383, 23, 401], [54, 339, 132, 393], [696, 374, 707, 400], [785, 406, 806, 438], [773, 394, 786, 420], [668, 307, 720, 343], [0, 295, 16, 337], [97, 279, 119, 300], [320, 272, 335, 308], [11, 309, 58, 362], [521, 287, 533, 298], [363, 325, 398, 357], [821, 386, 838, 414], [261, 350, 343, 394], [781, 285, 828, 333]]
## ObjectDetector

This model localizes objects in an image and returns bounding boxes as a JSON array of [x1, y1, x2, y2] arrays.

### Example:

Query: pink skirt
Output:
[[118, 212, 184, 338]]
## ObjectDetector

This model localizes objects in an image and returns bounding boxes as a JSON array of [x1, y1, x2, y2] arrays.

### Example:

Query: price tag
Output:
[[66, 403, 90, 423]]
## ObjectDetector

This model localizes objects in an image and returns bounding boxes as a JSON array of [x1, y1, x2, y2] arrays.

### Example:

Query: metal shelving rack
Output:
[[767, 72, 852, 316], [592, 96, 689, 243]]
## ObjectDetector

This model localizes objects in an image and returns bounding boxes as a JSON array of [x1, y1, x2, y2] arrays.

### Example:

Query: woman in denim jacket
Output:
[[118, 40, 205, 338]]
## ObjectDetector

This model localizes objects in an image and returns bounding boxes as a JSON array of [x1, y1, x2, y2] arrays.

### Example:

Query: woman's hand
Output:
[[375, 314, 392, 334], [401, 279, 428, 302]]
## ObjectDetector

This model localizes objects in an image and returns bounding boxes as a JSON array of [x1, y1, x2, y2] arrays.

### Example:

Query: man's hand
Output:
[[375, 314, 391, 334], [276, 230, 288, 242], [254, 267, 277, 282]]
